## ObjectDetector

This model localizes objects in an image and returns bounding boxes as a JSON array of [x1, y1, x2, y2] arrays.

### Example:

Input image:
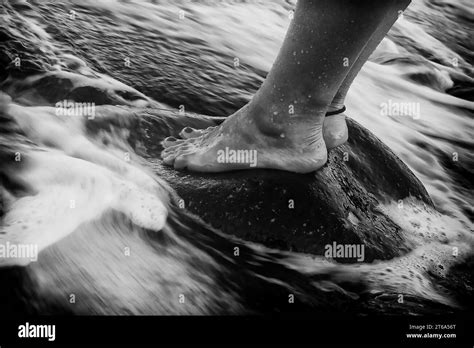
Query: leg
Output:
[[323, 0, 411, 149], [162, 0, 405, 173]]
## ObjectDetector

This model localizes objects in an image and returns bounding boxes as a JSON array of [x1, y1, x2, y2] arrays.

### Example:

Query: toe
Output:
[[162, 153, 175, 165], [162, 136, 184, 148], [179, 127, 202, 139], [170, 146, 201, 170], [162, 143, 193, 157], [173, 154, 190, 170]]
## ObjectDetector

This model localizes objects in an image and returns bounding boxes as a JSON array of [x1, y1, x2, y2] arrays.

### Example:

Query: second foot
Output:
[[323, 113, 349, 149]]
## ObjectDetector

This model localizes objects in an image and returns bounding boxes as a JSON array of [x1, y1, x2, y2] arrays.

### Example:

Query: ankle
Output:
[[327, 97, 346, 113], [246, 102, 323, 142]]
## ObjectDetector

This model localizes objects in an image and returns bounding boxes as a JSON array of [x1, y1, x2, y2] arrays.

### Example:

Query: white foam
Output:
[[1, 101, 169, 266]]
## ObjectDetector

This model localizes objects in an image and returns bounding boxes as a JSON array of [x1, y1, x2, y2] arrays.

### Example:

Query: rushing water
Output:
[[0, 0, 473, 314]]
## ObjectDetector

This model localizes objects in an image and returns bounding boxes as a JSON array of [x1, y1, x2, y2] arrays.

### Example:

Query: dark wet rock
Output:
[[132, 109, 433, 262], [430, 254, 474, 311]]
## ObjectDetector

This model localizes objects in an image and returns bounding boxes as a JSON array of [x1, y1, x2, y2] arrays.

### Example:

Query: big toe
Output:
[[161, 142, 195, 164]]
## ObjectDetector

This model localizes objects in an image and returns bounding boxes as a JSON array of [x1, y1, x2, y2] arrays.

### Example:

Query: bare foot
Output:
[[161, 105, 328, 173]]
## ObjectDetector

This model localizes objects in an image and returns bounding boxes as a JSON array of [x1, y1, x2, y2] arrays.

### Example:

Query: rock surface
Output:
[[135, 109, 433, 262]]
